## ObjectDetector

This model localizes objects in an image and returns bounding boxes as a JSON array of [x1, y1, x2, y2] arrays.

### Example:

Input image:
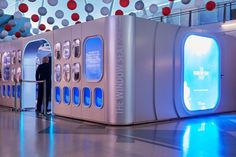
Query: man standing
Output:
[[35, 57, 51, 113]]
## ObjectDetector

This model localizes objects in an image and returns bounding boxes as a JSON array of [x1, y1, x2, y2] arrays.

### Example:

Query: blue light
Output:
[[183, 35, 220, 111], [55, 87, 61, 104], [7, 85, 10, 97], [84, 36, 103, 82], [17, 85, 21, 99], [63, 87, 70, 105], [73, 87, 80, 106], [182, 121, 220, 157], [3, 85, 6, 97], [95, 88, 103, 109], [83, 87, 91, 107], [12, 85, 15, 97], [19, 113, 25, 157]]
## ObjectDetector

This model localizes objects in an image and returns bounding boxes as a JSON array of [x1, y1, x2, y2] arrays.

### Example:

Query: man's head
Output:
[[42, 57, 49, 63]]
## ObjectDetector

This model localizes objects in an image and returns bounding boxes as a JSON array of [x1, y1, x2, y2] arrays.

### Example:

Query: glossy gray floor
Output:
[[0, 106, 236, 157]]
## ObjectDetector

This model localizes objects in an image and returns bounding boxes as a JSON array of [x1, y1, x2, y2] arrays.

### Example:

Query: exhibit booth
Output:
[[0, 16, 236, 125]]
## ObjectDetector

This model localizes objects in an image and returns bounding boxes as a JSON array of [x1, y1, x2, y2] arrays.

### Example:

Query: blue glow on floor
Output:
[[20, 113, 25, 157], [182, 120, 220, 157]]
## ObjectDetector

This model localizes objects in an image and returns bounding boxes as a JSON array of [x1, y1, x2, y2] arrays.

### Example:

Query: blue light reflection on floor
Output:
[[182, 119, 220, 157], [19, 112, 25, 157], [49, 116, 54, 157]]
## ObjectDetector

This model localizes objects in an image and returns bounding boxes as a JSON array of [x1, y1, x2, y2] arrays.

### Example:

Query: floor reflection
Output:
[[0, 107, 236, 157]]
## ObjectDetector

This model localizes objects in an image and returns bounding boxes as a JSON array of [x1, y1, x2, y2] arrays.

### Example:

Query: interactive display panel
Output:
[[11, 68, 16, 81], [84, 36, 103, 82], [73, 87, 80, 106], [11, 51, 16, 64], [63, 63, 71, 82], [55, 87, 61, 103], [16, 67, 21, 82], [54, 64, 61, 82], [72, 63, 80, 82], [18, 50, 21, 63], [2, 52, 11, 81], [62, 41, 70, 59], [183, 35, 220, 111], [54, 43, 61, 60], [72, 39, 80, 58], [83, 87, 91, 107], [95, 88, 103, 109], [63, 86, 70, 105]]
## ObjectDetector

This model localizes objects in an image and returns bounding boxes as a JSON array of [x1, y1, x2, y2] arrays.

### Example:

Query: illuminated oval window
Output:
[[54, 43, 61, 60], [72, 39, 80, 58], [7, 85, 10, 97], [72, 63, 80, 82], [183, 35, 220, 111], [95, 88, 104, 109], [11, 68, 16, 82], [62, 41, 71, 59], [83, 87, 91, 107], [16, 67, 21, 83], [17, 85, 20, 98], [63, 63, 71, 82], [55, 86, 61, 104], [54, 64, 61, 82], [73, 87, 80, 106], [12, 85, 15, 97], [3, 85, 6, 97], [18, 50, 21, 64], [11, 51, 16, 64], [2, 52, 11, 81], [63, 86, 70, 105], [84, 36, 103, 82]]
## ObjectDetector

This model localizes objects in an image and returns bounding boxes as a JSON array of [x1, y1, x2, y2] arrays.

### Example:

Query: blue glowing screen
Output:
[[84, 36, 103, 82], [12, 85, 15, 97], [55, 87, 61, 103], [63, 87, 70, 105], [73, 87, 80, 106], [7, 85, 10, 97], [83, 87, 91, 107], [184, 35, 220, 111], [17, 85, 21, 98], [0, 86, 1, 96], [95, 88, 103, 108]]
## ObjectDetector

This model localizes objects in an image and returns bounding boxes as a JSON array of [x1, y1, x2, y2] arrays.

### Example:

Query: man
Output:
[[35, 56, 51, 113]]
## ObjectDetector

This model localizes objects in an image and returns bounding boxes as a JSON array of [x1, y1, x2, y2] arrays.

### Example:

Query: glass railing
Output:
[[150, 0, 236, 27]]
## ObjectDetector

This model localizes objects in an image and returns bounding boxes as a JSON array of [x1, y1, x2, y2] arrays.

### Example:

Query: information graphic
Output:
[[84, 36, 103, 82], [184, 35, 220, 111]]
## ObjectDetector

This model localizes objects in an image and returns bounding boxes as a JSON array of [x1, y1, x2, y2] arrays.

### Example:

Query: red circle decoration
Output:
[[39, 24, 46, 31], [162, 7, 171, 16], [67, 0, 77, 10], [206, 1, 216, 11], [120, 0, 129, 8], [19, 3, 28, 13], [4, 24, 11, 31], [31, 14, 39, 22], [71, 13, 80, 21], [45, 29, 51, 32], [15, 32, 21, 38], [115, 10, 124, 15]]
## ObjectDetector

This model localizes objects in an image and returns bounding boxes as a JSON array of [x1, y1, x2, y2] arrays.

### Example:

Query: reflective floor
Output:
[[0, 106, 236, 157]]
